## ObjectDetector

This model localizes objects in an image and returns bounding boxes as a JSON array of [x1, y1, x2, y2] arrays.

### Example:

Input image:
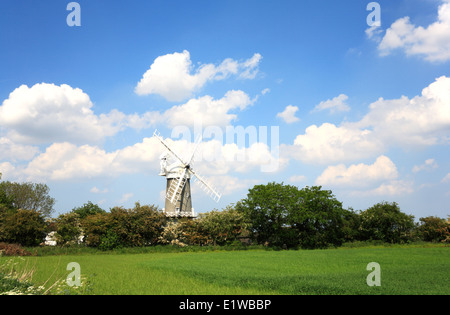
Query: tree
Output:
[[359, 202, 415, 243], [0, 181, 55, 218], [0, 173, 14, 211], [237, 183, 347, 248], [237, 182, 299, 247], [416, 216, 450, 243], [0, 209, 47, 246], [81, 203, 166, 248], [288, 186, 347, 249], [54, 212, 84, 246], [72, 201, 106, 219]]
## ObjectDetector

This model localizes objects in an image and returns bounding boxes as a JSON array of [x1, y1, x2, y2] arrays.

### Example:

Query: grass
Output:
[[1, 245, 449, 295]]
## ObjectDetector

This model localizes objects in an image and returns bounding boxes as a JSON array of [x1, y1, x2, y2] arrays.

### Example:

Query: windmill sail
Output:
[[166, 168, 188, 204], [190, 169, 222, 203]]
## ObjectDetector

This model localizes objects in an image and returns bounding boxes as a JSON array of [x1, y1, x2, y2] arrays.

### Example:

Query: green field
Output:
[[2, 246, 449, 295]]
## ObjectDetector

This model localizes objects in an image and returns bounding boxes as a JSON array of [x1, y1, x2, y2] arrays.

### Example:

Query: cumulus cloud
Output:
[[315, 156, 414, 196], [0, 83, 132, 145], [355, 76, 450, 147], [315, 155, 398, 187], [312, 94, 350, 114], [277, 105, 300, 124], [16, 134, 282, 182], [290, 76, 450, 165], [363, 180, 414, 196], [378, 0, 450, 62], [289, 123, 384, 164], [163, 90, 254, 127], [135, 50, 262, 102], [0, 137, 39, 162]]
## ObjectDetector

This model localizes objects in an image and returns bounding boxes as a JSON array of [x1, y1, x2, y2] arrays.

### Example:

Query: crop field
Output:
[[2, 246, 449, 295]]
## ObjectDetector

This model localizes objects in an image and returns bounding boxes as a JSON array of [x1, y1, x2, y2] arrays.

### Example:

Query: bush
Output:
[[99, 230, 121, 251], [81, 203, 166, 248], [0, 209, 47, 247], [196, 206, 250, 246], [71, 201, 105, 219], [416, 216, 450, 243], [54, 212, 84, 246], [359, 202, 415, 243], [237, 183, 347, 249]]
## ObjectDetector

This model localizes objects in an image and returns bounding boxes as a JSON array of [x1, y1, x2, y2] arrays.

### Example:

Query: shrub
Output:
[[158, 221, 188, 247], [0, 209, 47, 247], [196, 206, 250, 246], [416, 216, 450, 243], [71, 201, 105, 219], [54, 212, 84, 246], [359, 202, 415, 243], [81, 203, 166, 248]]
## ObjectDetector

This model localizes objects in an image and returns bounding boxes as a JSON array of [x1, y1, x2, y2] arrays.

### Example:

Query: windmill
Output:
[[153, 130, 222, 218]]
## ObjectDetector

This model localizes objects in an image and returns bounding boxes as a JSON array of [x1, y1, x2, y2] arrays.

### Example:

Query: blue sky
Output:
[[1, 0, 450, 219]]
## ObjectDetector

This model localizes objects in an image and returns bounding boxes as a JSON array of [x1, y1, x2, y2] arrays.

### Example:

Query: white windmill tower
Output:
[[153, 130, 222, 218]]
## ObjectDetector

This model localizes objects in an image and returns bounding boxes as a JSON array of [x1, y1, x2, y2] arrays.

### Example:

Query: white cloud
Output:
[[412, 159, 438, 173], [277, 105, 300, 124], [442, 173, 450, 183], [312, 94, 350, 113], [14, 133, 282, 182], [90, 186, 108, 194], [290, 123, 384, 164], [0, 162, 16, 180], [290, 76, 450, 165], [238, 53, 263, 79], [366, 24, 383, 41], [315, 155, 398, 187], [355, 76, 450, 147], [134, 50, 262, 102], [0, 83, 131, 145], [378, 0, 450, 62], [198, 175, 258, 196], [364, 180, 414, 196], [163, 90, 254, 128], [0, 137, 39, 162], [118, 193, 134, 204]]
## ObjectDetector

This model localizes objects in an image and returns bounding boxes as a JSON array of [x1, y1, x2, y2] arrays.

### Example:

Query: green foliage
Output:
[[416, 216, 450, 243], [82, 203, 166, 248], [237, 183, 348, 248], [237, 182, 299, 247], [196, 206, 250, 246], [0, 181, 55, 218], [54, 212, 83, 246], [359, 201, 415, 243], [99, 230, 122, 251], [0, 209, 47, 247], [289, 186, 348, 249], [71, 201, 105, 219]]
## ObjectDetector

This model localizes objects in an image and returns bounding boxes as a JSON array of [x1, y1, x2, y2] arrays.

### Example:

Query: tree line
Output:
[[0, 176, 449, 249]]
